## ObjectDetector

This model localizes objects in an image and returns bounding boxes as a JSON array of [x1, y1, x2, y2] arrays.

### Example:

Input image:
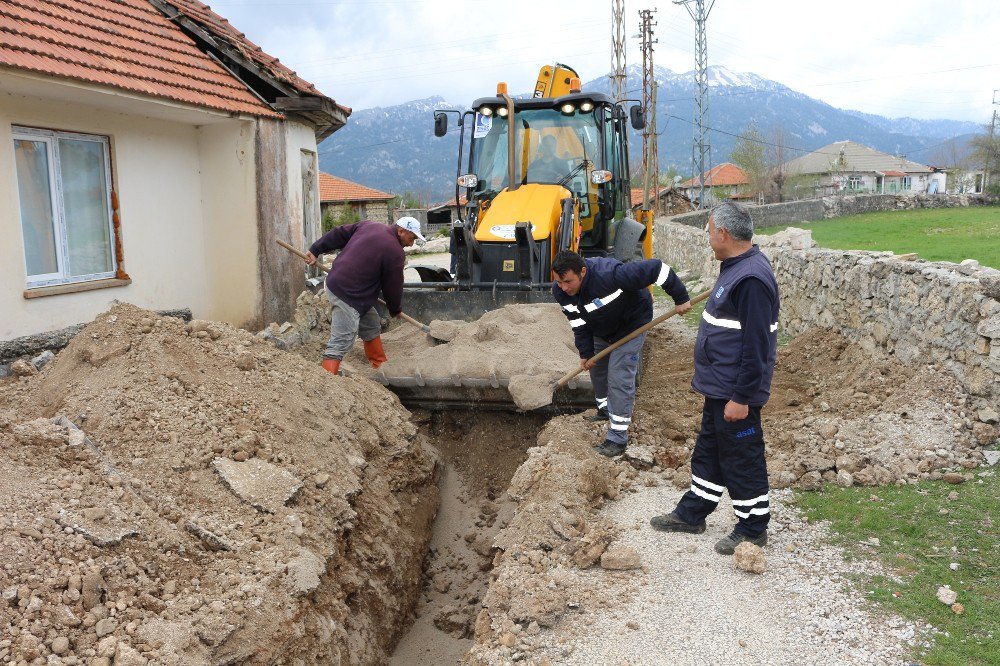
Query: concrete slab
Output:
[[212, 457, 302, 513]]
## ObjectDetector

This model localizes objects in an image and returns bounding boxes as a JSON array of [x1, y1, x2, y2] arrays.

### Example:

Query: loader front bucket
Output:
[[364, 282, 597, 412], [371, 370, 594, 412], [402, 283, 554, 323]]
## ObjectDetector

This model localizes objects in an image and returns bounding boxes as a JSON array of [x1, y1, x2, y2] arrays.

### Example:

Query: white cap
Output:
[[395, 216, 426, 242]]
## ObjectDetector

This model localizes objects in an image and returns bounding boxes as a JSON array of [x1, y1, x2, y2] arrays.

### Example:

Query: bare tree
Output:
[[929, 138, 970, 193], [766, 124, 794, 202], [729, 121, 767, 200], [970, 121, 1000, 194]]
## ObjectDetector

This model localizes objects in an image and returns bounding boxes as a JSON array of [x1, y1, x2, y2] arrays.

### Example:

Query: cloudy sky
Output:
[[210, 0, 999, 124]]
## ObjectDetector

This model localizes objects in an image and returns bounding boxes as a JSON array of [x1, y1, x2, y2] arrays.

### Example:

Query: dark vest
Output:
[[692, 246, 779, 406], [570, 257, 653, 342]]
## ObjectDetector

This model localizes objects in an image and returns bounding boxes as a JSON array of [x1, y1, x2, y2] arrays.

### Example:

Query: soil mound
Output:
[[359, 304, 579, 382], [0, 303, 437, 664], [633, 326, 989, 489]]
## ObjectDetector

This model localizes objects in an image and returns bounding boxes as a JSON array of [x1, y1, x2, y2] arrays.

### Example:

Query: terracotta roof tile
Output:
[[0, 0, 333, 117], [319, 172, 393, 203], [680, 162, 748, 188]]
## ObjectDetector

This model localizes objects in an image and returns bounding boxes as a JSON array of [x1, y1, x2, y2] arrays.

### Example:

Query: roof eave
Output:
[[150, 0, 346, 134], [274, 96, 351, 140]]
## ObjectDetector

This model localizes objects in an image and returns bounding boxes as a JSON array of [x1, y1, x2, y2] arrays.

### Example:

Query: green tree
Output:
[[729, 121, 767, 199], [390, 191, 426, 209], [322, 206, 361, 233]]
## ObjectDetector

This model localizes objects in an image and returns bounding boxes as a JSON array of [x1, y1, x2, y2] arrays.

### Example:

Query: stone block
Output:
[[212, 457, 303, 513]]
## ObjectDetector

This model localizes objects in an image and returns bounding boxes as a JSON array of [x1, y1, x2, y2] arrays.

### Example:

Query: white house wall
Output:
[[0, 88, 260, 341]]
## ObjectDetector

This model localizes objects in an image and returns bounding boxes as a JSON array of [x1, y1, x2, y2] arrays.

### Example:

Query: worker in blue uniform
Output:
[[552, 249, 691, 457], [650, 201, 780, 555]]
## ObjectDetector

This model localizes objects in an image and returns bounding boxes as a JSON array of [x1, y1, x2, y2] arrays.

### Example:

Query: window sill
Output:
[[23, 278, 132, 300]]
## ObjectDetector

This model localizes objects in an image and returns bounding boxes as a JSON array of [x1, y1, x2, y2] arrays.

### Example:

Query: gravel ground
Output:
[[531, 480, 929, 665]]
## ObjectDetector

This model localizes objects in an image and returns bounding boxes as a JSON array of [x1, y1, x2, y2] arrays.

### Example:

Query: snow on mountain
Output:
[[318, 68, 979, 200]]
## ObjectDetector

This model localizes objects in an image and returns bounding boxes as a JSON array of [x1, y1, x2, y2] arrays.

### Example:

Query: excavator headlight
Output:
[[580, 101, 594, 112], [560, 103, 575, 114], [457, 174, 479, 188], [497, 106, 508, 117], [591, 170, 613, 184], [478, 106, 493, 117]]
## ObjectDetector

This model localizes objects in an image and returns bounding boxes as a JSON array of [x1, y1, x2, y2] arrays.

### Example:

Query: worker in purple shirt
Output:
[[305, 217, 425, 375]]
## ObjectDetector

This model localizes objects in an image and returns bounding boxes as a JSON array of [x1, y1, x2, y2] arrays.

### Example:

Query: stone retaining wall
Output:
[[670, 193, 997, 230], [654, 219, 1000, 415]]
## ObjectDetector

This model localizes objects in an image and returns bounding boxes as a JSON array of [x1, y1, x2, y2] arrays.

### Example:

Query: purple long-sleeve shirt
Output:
[[309, 221, 405, 316]]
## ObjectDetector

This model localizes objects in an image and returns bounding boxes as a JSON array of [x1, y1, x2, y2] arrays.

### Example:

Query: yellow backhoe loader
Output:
[[407, 63, 654, 321], [382, 64, 654, 410]]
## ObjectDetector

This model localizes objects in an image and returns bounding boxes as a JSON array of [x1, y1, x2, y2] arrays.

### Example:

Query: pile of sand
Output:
[[344, 303, 584, 410], [632, 326, 991, 490], [0, 304, 437, 664]]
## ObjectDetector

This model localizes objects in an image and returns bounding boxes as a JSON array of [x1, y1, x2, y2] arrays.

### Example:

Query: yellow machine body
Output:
[[475, 184, 568, 243], [533, 64, 580, 98]]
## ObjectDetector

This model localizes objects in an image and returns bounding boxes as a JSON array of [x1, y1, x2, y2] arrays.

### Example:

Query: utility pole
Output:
[[674, 0, 715, 208], [639, 8, 658, 211], [986, 89, 999, 192], [611, 0, 627, 104]]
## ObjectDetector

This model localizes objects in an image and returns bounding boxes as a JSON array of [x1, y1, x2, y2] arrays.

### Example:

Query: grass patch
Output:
[[652, 285, 706, 329], [757, 206, 1000, 267], [795, 472, 1000, 665]]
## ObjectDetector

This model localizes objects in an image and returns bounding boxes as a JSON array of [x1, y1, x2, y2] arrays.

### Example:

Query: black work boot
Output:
[[596, 439, 626, 457], [584, 407, 610, 423], [714, 530, 767, 555], [649, 511, 706, 534]]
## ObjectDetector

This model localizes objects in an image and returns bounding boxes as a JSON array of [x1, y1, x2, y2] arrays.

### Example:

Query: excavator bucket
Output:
[[350, 297, 596, 412], [402, 285, 553, 323]]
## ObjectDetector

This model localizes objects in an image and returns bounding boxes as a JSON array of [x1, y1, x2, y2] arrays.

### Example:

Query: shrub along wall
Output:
[[654, 219, 1000, 418]]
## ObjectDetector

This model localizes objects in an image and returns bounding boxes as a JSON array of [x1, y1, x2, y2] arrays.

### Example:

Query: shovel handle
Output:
[[275, 238, 432, 334], [554, 289, 712, 390]]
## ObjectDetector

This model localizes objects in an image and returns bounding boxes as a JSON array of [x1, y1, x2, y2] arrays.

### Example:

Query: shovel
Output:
[[508, 289, 712, 411], [275, 238, 437, 336]]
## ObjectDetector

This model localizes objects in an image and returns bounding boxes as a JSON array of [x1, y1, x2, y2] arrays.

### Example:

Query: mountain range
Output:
[[317, 65, 982, 203]]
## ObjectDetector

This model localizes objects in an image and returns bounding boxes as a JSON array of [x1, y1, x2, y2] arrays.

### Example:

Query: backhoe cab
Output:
[[410, 64, 650, 323]]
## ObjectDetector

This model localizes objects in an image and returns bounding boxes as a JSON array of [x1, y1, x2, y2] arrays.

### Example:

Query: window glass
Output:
[[13, 139, 59, 277], [59, 138, 113, 276]]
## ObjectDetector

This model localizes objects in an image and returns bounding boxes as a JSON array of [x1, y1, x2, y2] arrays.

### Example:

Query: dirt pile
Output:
[[0, 304, 438, 665], [632, 326, 992, 490], [360, 304, 578, 381], [467, 416, 647, 664]]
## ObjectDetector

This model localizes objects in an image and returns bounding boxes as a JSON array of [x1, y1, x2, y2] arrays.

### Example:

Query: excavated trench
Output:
[[389, 410, 550, 665]]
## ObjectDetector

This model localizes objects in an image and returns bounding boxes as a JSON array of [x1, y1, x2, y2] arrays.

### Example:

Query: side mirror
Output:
[[434, 112, 448, 137], [629, 105, 645, 130]]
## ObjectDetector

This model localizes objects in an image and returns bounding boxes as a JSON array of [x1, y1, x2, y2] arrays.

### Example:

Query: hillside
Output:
[[318, 65, 981, 202]]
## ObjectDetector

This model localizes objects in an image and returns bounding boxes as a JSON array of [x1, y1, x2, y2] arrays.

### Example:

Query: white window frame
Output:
[[12, 126, 118, 289], [902, 176, 912, 190]]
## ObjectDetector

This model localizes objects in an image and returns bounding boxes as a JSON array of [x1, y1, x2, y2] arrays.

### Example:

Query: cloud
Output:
[[208, 0, 998, 122]]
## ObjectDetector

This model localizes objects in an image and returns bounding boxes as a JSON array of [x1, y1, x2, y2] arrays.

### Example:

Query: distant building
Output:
[[630, 187, 696, 217], [679, 163, 752, 202], [781, 141, 946, 197], [319, 173, 393, 225]]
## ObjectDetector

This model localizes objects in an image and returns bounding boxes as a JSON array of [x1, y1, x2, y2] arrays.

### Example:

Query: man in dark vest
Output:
[[650, 201, 780, 555], [552, 250, 691, 457]]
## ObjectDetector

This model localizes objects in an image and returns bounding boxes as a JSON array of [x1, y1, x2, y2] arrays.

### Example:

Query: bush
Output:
[[322, 207, 361, 233]]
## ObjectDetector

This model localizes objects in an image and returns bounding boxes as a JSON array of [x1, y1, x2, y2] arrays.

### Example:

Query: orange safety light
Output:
[[569, 77, 581, 93], [496, 82, 508, 95]]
